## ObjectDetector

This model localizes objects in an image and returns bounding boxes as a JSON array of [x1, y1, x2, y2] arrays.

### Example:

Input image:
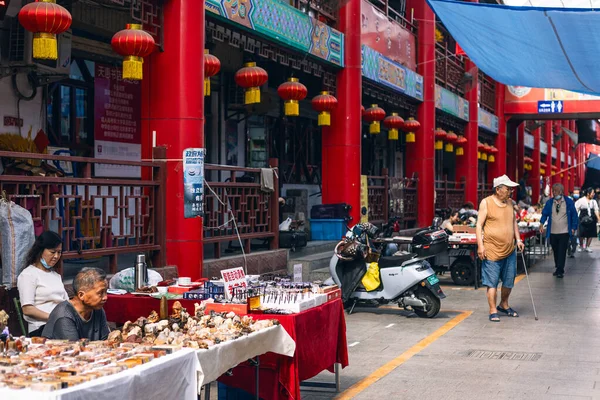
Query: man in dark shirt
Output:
[[43, 267, 109, 341]]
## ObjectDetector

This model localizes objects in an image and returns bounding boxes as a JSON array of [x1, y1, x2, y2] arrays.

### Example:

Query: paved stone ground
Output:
[[300, 242, 600, 400]]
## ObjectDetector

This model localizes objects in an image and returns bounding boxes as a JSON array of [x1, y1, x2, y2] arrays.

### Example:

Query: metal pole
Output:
[[520, 251, 539, 320]]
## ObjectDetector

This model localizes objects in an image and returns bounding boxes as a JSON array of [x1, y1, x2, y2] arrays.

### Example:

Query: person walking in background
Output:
[[575, 188, 600, 252], [477, 175, 525, 322], [540, 184, 578, 278]]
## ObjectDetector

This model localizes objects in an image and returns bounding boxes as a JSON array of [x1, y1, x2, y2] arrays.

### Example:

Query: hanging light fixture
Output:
[[111, 24, 156, 80], [18, 0, 72, 60], [235, 62, 268, 105], [445, 131, 458, 152], [455, 135, 467, 156], [435, 128, 447, 150], [277, 77, 308, 117], [204, 50, 221, 96], [403, 117, 420, 143], [384, 113, 405, 141], [363, 105, 386, 134], [311, 91, 338, 126]]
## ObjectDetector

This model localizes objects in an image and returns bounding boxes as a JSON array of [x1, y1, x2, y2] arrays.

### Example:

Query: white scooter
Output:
[[329, 219, 448, 318]]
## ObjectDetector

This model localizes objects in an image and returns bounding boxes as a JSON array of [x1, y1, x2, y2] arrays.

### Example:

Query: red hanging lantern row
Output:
[[455, 135, 468, 156], [445, 131, 458, 152], [235, 62, 268, 105], [384, 113, 404, 141], [477, 141, 485, 159], [434, 128, 447, 150], [540, 162, 547, 168], [204, 50, 221, 97], [488, 146, 498, 163], [18, 0, 72, 61], [403, 117, 420, 143], [277, 77, 307, 117], [364, 104, 386, 134], [111, 24, 156, 80], [311, 91, 338, 126]]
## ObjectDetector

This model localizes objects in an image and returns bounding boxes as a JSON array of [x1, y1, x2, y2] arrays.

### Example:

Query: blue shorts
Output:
[[481, 251, 517, 289]]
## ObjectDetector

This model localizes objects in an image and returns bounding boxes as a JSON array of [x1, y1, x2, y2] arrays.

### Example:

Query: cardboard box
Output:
[[452, 225, 476, 234]]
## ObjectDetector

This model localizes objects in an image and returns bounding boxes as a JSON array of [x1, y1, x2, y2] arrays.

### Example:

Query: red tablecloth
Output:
[[103, 295, 349, 400]]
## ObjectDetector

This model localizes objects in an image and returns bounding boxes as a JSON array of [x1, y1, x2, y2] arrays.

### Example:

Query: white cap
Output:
[[493, 174, 519, 188]]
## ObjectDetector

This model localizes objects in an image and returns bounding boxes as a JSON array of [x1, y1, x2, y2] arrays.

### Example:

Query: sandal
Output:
[[489, 313, 500, 322], [497, 306, 519, 317]]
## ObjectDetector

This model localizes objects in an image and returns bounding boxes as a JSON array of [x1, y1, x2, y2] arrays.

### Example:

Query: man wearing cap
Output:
[[476, 175, 525, 322]]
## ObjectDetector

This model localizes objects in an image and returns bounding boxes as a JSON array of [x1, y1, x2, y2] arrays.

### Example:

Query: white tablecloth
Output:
[[0, 348, 199, 400], [196, 324, 296, 390]]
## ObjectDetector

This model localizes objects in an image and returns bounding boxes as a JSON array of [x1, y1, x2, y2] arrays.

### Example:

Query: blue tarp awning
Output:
[[427, 0, 600, 94]]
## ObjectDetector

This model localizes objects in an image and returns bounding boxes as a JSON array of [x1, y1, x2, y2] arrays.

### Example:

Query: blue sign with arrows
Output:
[[538, 100, 564, 114]]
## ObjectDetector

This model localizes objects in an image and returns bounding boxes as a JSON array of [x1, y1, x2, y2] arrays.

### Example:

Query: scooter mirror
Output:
[[431, 217, 442, 229]]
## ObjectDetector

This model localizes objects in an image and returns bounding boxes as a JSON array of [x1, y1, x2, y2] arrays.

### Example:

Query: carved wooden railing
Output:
[[435, 40, 466, 97], [0, 149, 166, 275], [203, 159, 279, 259], [435, 178, 466, 211], [479, 71, 496, 114], [478, 183, 494, 205], [368, 171, 418, 228]]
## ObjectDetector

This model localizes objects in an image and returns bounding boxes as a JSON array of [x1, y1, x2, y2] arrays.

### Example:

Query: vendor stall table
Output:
[[104, 295, 349, 400], [0, 348, 199, 400]]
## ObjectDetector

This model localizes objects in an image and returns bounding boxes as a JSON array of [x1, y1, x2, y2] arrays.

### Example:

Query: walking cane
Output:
[[520, 251, 539, 321]]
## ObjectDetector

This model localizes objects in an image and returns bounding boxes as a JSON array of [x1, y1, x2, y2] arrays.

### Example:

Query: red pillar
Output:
[[517, 123, 525, 182], [562, 121, 569, 191], [553, 121, 561, 185], [507, 121, 517, 181], [489, 83, 506, 179], [322, 0, 361, 223], [406, 0, 436, 227], [529, 127, 541, 203], [141, 0, 204, 278], [544, 121, 553, 192], [456, 59, 478, 204]]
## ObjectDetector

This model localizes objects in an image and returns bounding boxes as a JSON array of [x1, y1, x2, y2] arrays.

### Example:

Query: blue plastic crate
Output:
[[309, 219, 347, 241]]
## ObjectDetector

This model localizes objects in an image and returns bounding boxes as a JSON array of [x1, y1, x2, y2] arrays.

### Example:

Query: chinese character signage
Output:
[[220, 267, 247, 301], [435, 84, 469, 121], [183, 148, 205, 219], [94, 64, 142, 178]]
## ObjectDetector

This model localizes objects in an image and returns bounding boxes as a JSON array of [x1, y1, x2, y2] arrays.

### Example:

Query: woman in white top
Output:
[[575, 188, 600, 252], [17, 231, 68, 336]]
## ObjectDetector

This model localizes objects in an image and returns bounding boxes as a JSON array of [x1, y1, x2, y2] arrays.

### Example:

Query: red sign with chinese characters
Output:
[[361, 0, 416, 71], [93, 64, 142, 177]]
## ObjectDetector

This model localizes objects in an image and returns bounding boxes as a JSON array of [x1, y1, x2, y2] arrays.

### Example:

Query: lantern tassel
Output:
[[33, 33, 58, 60], [388, 128, 399, 141], [370, 121, 380, 134], [435, 140, 443, 150], [284, 100, 299, 117], [406, 132, 416, 143], [123, 55, 143, 80], [204, 78, 211, 96], [245, 87, 261, 105], [445, 143, 454, 152], [318, 111, 330, 126]]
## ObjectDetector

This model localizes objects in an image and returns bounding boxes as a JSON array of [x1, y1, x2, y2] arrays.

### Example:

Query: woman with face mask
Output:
[[17, 231, 68, 336]]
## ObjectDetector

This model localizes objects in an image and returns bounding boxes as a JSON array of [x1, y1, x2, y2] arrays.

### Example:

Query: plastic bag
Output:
[[0, 200, 35, 288], [279, 217, 292, 231], [109, 267, 163, 292], [361, 262, 381, 292]]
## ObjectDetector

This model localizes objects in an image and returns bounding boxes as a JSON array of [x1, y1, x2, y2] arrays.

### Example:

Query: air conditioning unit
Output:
[[2, 14, 71, 76]]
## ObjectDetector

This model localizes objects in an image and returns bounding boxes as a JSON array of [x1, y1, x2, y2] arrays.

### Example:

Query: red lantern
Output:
[[18, 0, 72, 60], [361, 105, 366, 116], [311, 91, 338, 126], [278, 77, 308, 117], [204, 50, 221, 97], [111, 24, 156, 80], [455, 135, 467, 156], [435, 128, 447, 150], [235, 62, 268, 105], [445, 131, 458, 152], [384, 113, 404, 141], [364, 104, 386, 134], [403, 117, 420, 143]]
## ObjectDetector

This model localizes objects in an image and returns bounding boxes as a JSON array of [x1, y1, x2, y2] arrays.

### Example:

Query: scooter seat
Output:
[[378, 253, 418, 268]]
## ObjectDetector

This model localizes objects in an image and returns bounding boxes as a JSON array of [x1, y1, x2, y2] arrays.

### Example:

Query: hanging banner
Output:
[[94, 64, 142, 178], [360, 175, 369, 223], [183, 148, 205, 219], [435, 85, 469, 121], [360, 0, 416, 71]]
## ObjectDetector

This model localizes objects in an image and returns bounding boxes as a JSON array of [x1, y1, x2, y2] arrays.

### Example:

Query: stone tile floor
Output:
[[300, 242, 600, 399]]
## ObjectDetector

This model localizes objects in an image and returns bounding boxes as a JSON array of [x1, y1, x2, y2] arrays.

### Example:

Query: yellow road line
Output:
[[336, 310, 473, 400]]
